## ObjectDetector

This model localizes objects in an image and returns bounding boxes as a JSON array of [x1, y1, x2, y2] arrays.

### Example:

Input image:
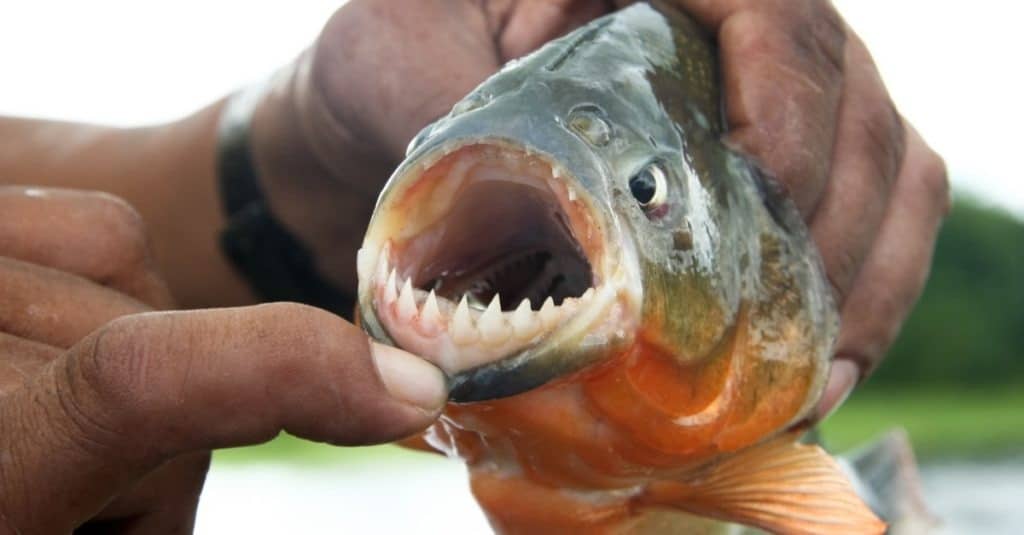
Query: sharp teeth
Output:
[[539, 296, 560, 329], [452, 295, 479, 345], [398, 278, 417, 320], [577, 286, 598, 307], [356, 247, 377, 282], [512, 298, 540, 340], [374, 243, 392, 281], [477, 294, 509, 345], [419, 291, 442, 332], [384, 269, 398, 304]]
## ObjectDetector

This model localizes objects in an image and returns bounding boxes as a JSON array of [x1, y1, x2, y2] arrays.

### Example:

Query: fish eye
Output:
[[629, 162, 668, 215]]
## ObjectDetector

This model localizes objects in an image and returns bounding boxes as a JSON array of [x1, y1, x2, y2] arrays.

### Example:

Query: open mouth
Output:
[[358, 142, 618, 374]]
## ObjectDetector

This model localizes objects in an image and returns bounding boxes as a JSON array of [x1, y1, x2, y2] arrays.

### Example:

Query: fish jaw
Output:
[[357, 140, 643, 399]]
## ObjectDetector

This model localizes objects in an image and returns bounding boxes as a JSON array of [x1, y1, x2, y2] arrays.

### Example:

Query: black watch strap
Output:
[[217, 88, 355, 318]]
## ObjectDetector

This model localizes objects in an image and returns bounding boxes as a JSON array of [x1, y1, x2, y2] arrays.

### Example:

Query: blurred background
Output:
[[2, 1, 1021, 533]]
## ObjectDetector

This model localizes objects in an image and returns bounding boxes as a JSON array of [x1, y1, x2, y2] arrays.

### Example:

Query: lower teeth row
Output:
[[380, 264, 595, 346]]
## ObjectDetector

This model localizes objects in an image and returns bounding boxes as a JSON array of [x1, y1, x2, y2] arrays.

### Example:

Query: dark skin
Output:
[[0, 0, 948, 532]]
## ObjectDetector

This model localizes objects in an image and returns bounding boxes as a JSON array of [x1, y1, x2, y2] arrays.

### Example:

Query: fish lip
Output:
[[357, 136, 643, 398]]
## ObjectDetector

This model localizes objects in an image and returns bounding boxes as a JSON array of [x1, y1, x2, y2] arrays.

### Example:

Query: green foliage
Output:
[[213, 435, 430, 466], [822, 386, 1024, 458], [866, 195, 1024, 387]]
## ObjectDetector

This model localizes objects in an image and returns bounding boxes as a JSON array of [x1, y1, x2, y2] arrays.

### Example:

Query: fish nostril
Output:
[[567, 105, 612, 147]]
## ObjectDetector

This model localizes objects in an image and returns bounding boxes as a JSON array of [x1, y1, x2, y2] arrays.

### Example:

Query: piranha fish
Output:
[[356, 2, 893, 533]]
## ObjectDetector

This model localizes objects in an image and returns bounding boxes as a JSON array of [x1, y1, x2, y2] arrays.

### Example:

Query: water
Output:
[[920, 459, 1024, 534], [194, 458, 1024, 534]]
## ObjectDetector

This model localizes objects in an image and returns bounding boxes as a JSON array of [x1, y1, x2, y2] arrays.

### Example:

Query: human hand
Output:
[[245, 0, 948, 420], [0, 187, 445, 533], [628, 0, 950, 420]]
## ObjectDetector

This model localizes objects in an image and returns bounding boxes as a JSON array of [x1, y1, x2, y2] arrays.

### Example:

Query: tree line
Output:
[[867, 197, 1024, 388]]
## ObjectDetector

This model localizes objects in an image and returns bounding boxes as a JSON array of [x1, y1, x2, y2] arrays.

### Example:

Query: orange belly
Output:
[[425, 313, 818, 530]]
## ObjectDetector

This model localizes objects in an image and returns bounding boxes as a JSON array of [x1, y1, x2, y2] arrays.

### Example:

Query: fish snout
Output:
[[358, 138, 640, 401]]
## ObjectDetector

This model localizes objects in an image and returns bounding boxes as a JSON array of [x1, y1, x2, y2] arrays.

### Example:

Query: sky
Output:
[[1, 1, 1021, 216]]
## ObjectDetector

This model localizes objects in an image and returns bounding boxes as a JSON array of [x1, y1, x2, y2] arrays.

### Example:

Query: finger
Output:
[[497, 0, 612, 59], [815, 126, 949, 420], [0, 332, 61, 392], [0, 303, 447, 533], [625, 0, 846, 215], [813, 359, 858, 423], [83, 453, 210, 535], [0, 186, 174, 309], [0, 256, 149, 347], [809, 34, 906, 303]]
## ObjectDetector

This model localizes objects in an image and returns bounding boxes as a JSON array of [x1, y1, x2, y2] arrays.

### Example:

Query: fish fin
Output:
[[842, 429, 938, 534], [642, 433, 886, 535]]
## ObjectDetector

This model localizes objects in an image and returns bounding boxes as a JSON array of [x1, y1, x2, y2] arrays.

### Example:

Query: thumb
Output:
[[0, 303, 446, 533]]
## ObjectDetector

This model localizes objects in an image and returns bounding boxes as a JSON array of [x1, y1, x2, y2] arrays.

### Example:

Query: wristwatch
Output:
[[216, 86, 355, 318]]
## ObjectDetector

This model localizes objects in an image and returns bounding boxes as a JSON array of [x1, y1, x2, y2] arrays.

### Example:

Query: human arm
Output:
[[0, 107, 251, 309]]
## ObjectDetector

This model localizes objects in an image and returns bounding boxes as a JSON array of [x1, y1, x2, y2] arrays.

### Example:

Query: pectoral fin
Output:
[[641, 433, 886, 535]]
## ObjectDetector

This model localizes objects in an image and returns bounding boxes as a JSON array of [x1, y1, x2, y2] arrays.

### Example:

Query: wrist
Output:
[[232, 52, 394, 296]]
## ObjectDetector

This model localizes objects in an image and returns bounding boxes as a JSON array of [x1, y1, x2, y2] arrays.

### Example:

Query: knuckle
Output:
[[74, 313, 203, 461], [859, 103, 907, 190], [76, 315, 163, 425], [50, 323, 141, 460], [88, 193, 152, 275], [917, 151, 952, 214]]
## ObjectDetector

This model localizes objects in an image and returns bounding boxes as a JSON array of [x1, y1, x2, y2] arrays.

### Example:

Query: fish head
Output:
[[357, 4, 792, 402]]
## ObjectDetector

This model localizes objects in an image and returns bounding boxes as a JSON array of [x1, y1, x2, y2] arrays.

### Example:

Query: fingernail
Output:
[[370, 342, 447, 411], [816, 359, 859, 422]]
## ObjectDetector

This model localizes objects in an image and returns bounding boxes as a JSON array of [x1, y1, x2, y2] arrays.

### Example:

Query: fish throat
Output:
[[413, 177, 592, 311]]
